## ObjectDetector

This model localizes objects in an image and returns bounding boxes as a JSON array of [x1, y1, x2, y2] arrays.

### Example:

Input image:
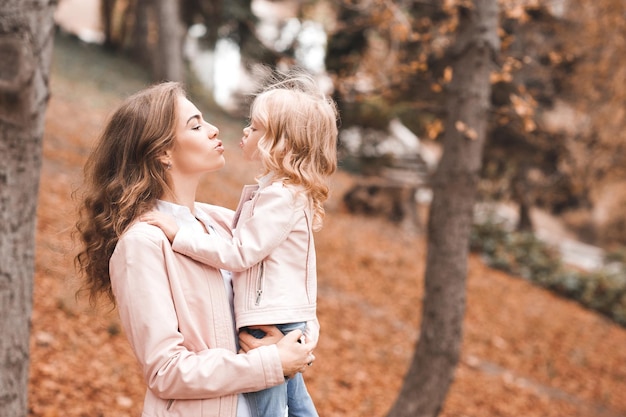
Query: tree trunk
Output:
[[129, 0, 152, 68], [513, 166, 534, 231], [101, 0, 116, 49], [0, 0, 56, 416], [227, 0, 281, 67], [387, 1, 499, 416], [154, 0, 184, 82]]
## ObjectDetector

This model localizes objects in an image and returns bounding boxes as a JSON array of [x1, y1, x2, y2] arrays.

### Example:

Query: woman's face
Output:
[[240, 117, 265, 161], [168, 96, 225, 176]]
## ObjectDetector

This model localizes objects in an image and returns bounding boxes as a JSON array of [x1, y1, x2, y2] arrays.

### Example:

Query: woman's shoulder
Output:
[[119, 221, 169, 246]]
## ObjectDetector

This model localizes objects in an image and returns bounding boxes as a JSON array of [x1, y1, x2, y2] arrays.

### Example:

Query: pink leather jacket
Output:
[[172, 179, 318, 332], [109, 204, 285, 417]]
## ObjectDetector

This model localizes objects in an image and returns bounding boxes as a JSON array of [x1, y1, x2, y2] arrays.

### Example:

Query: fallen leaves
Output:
[[27, 55, 626, 417]]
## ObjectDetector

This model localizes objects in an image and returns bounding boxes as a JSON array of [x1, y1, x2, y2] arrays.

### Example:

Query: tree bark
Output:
[[129, 0, 152, 68], [387, 1, 499, 416], [513, 164, 534, 231], [0, 0, 56, 416], [154, 0, 184, 82], [100, 0, 116, 49]]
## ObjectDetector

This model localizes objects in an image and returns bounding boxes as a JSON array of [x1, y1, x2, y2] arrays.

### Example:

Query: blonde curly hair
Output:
[[251, 71, 339, 230], [74, 82, 184, 305]]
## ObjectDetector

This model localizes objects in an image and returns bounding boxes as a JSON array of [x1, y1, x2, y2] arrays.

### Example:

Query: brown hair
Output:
[[74, 82, 184, 305]]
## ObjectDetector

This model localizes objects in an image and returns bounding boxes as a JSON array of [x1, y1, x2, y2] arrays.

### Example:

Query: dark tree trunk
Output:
[[154, 0, 184, 82], [129, 0, 152, 68], [101, 0, 116, 49], [387, 1, 499, 416], [0, 0, 56, 415], [181, 0, 222, 50], [513, 166, 534, 231], [228, 0, 281, 67]]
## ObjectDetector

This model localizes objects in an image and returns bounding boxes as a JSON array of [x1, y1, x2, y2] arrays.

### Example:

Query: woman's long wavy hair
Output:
[[251, 71, 339, 231], [74, 82, 184, 305]]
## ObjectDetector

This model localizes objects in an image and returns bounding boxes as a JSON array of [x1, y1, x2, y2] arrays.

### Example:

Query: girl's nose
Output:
[[243, 126, 250, 135]]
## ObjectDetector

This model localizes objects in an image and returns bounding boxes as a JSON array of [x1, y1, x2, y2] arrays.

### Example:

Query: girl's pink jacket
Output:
[[171, 180, 319, 332], [109, 204, 285, 417]]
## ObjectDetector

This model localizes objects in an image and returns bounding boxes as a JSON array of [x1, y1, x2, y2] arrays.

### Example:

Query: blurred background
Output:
[[25, 0, 626, 416]]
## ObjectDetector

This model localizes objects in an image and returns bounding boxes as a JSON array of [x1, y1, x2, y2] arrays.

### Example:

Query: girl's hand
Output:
[[239, 326, 316, 379], [239, 325, 284, 352], [140, 211, 179, 243]]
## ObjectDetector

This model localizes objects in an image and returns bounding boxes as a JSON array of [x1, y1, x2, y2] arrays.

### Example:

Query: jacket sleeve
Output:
[[201, 203, 236, 234], [304, 318, 320, 345], [172, 184, 303, 271], [109, 225, 285, 399]]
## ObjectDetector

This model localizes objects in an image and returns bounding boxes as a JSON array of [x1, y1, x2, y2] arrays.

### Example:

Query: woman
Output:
[[74, 81, 317, 417], [141, 71, 337, 417]]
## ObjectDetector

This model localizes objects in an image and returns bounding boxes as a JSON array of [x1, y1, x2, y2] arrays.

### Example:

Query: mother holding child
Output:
[[74, 70, 338, 417]]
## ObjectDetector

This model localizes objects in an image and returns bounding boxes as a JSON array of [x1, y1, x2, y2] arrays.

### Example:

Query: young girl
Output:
[[142, 71, 338, 417]]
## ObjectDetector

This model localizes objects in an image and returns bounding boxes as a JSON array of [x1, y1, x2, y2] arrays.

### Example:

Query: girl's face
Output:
[[168, 96, 225, 176], [240, 117, 265, 161]]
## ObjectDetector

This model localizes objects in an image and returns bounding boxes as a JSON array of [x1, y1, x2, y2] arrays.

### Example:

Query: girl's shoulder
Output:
[[264, 179, 305, 193], [260, 181, 311, 209]]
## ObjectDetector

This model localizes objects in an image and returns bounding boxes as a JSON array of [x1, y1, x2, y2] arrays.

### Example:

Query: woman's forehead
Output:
[[177, 96, 201, 122]]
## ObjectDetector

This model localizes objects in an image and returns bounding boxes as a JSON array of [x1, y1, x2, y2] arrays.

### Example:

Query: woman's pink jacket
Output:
[[109, 203, 285, 417]]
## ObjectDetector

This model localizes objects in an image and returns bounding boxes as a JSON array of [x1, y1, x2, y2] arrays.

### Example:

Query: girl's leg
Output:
[[244, 322, 307, 417], [287, 373, 318, 417], [246, 384, 288, 417]]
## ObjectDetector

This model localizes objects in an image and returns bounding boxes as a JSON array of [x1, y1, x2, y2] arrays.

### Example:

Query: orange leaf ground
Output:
[[28, 36, 626, 417]]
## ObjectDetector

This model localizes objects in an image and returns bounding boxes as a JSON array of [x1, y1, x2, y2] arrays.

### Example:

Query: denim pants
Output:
[[245, 322, 319, 417]]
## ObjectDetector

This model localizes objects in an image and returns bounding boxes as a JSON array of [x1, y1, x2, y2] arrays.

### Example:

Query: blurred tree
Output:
[[554, 0, 626, 244], [100, 0, 184, 81], [123, 0, 152, 69], [95, 0, 626, 242], [222, 0, 282, 66], [480, 6, 584, 232], [479, 1, 626, 241], [325, 0, 447, 131], [100, 0, 283, 83], [386, 0, 499, 415], [101, 0, 115, 49], [154, 0, 184, 81], [0, 0, 56, 415], [324, 0, 626, 238]]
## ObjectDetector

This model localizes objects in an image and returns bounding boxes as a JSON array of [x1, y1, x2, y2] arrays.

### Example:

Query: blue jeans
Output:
[[245, 322, 318, 417]]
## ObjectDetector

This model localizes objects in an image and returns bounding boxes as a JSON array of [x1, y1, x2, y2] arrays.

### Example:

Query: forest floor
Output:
[[28, 33, 626, 417]]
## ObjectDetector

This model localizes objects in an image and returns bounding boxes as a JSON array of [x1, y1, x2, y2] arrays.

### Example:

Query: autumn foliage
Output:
[[27, 34, 626, 417]]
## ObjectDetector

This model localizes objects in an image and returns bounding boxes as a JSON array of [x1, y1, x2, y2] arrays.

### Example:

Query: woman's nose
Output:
[[207, 123, 219, 138]]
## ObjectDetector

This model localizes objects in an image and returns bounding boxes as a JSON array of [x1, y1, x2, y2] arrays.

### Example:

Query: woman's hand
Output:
[[276, 330, 316, 378], [239, 326, 316, 379], [140, 211, 179, 243]]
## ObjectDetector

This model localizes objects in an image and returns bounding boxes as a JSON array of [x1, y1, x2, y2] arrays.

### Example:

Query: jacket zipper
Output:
[[255, 262, 264, 306]]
